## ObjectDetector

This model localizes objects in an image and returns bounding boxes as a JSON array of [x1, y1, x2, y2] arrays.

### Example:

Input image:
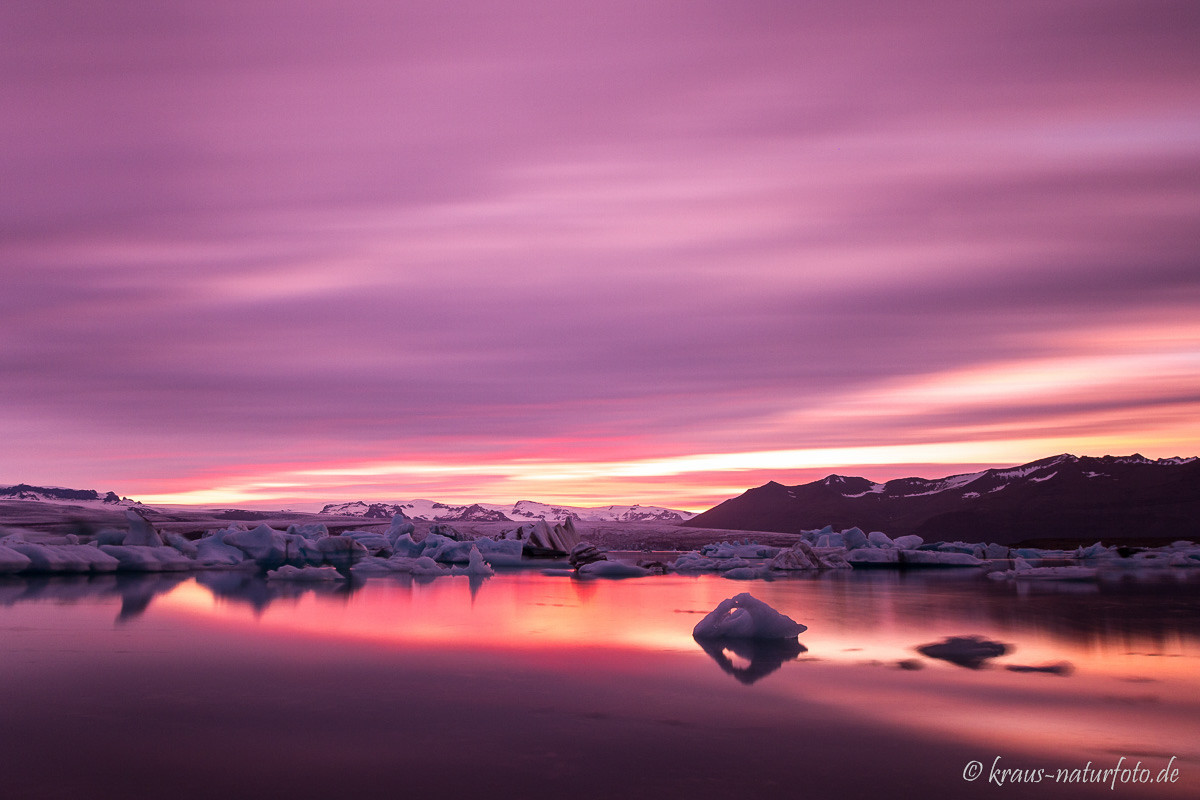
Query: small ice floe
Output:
[[693, 593, 807, 639], [450, 547, 494, 577], [693, 594, 808, 682], [916, 635, 1010, 669], [266, 565, 345, 581], [1006, 661, 1074, 676]]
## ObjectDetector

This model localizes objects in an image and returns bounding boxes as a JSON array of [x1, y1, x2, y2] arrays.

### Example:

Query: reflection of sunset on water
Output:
[[157, 572, 1200, 679], [3, 568, 1198, 798], [148, 570, 1200, 790]]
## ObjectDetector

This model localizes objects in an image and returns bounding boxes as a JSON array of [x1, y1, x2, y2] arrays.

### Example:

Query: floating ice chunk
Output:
[[668, 551, 721, 571], [721, 566, 772, 580], [1013, 566, 1097, 580], [224, 524, 291, 564], [700, 542, 782, 559], [287, 523, 329, 539], [99, 545, 193, 572], [195, 534, 249, 567], [341, 531, 392, 555], [473, 537, 525, 566], [124, 509, 164, 547], [165, 533, 199, 558], [770, 544, 819, 570], [983, 543, 1010, 560], [349, 556, 401, 576], [94, 528, 127, 546], [267, 565, 345, 581], [933, 542, 978, 555], [1072, 542, 1107, 559], [390, 533, 424, 558], [769, 541, 850, 570], [451, 547, 495, 577], [867, 530, 894, 549], [841, 528, 869, 550], [816, 533, 844, 548], [314, 535, 369, 562], [899, 550, 984, 567], [916, 635, 1009, 669], [421, 534, 475, 563], [847, 548, 900, 566], [9, 542, 120, 573], [576, 560, 650, 578], [892, 534, 923, 550], [0, 544, 32, 573], [387, 555, 446, 577], [692, 593, 807, 639], [384, 513, 415, 546]]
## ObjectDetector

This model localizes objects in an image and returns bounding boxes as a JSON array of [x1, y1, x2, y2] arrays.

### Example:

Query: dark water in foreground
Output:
[[1, 567, 1198, 800]]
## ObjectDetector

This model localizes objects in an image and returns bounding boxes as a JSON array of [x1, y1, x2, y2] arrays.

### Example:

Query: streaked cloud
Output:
[[2, 1, 1198, 508]]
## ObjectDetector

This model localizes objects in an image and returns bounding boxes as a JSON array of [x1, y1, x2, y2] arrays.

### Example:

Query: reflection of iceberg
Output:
[[0, 573, 188, 622], [694, 636, 807, 684], [195, 571, 356, 613], [115, 574, 189, 621]]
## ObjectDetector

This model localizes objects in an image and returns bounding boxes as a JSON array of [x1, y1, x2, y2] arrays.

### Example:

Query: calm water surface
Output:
[[1, 567, 1198, 799]]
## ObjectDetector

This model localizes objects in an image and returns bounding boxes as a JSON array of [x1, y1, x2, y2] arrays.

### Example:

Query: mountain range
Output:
[[687, 454, 1200, 544], [318, 499, 697, 524], [0, 484, 137, 506]]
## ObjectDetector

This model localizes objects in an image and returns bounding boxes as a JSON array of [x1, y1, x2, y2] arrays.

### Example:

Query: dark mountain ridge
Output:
[[688, 454, 1200, 544]]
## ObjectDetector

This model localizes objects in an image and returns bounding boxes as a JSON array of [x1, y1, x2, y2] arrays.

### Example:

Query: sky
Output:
[[2, 1, 1199, 511]]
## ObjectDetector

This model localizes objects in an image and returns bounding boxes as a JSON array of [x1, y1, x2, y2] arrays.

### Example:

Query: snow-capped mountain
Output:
[[319, 498, 696, 523], [688, 454, 1200, 544], [0, 484, 141, 507]]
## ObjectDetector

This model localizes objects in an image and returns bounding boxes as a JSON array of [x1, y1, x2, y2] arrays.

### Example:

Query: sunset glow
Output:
[[3, 1, 1198, 508]]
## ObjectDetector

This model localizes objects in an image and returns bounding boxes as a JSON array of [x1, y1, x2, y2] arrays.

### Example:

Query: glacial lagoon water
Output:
[[2, 566, 1199, 799]]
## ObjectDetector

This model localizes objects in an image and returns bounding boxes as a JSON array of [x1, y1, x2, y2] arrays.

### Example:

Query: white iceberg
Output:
[[692, 593, 807, 639]]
